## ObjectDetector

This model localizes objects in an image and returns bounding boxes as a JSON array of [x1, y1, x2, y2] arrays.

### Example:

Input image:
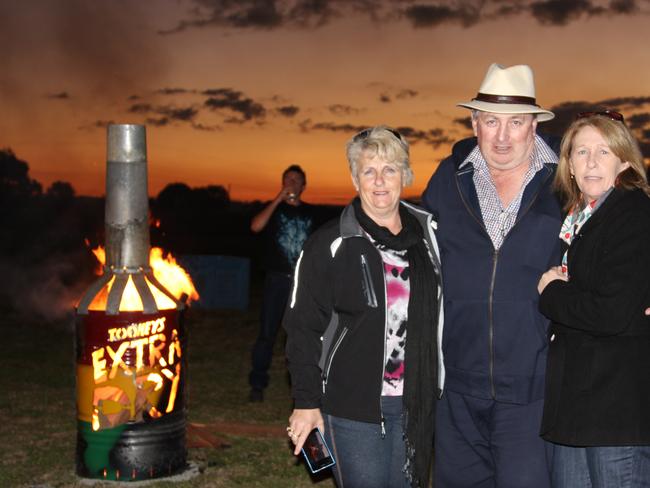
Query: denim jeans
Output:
[[323, 396, 410, 488], [552, 444, 650, 488], [248, 271, 292, 391]]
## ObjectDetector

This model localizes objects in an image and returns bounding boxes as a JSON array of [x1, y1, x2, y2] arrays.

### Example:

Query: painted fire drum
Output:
[[75, 308, 187, 481]]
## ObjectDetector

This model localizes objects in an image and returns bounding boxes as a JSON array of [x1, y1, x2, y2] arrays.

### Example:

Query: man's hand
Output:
[[537, 266, 567, 294]]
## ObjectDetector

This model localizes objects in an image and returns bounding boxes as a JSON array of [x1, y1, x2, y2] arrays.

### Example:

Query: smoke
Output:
[[0, 249, 96, 327]]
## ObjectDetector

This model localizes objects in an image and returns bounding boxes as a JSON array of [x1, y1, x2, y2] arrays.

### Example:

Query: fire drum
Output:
[[76, 125, 189, 481]]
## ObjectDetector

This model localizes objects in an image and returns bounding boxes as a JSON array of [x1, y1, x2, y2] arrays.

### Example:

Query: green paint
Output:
[[78, 420, 126, 480]]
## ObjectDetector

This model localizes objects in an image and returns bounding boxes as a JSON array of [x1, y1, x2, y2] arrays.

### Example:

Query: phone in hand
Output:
[[301, 427, 336, 473]]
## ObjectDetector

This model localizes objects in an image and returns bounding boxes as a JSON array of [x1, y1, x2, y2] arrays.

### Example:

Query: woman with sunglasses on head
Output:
[[283, 126, 443, 488], [537, 112, 650, 487]]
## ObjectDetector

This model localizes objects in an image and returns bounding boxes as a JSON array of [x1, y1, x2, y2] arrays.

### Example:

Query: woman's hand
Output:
[[537, 266, 568, 294], [287, 408, 324, 455]]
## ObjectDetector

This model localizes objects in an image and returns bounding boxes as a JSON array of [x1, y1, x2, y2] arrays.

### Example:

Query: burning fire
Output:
[[86, 246, 198, 312]]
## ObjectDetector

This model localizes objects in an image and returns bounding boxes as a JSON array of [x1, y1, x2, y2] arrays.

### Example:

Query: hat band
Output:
[[473, 93, 538, 106]]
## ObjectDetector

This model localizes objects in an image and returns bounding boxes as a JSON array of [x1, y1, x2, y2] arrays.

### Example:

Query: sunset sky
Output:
[[3, 0, 650, 204]]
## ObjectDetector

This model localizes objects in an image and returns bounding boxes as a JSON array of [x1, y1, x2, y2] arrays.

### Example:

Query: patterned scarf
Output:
[[559, 188, 613, 276]]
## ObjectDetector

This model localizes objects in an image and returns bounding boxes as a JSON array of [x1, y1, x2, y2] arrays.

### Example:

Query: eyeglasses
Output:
[[576, 110, 625, 123], [353, 127, 403, 142]]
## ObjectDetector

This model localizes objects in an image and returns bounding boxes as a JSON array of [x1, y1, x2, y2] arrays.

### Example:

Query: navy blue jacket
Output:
[[422, 135, 562, 404]]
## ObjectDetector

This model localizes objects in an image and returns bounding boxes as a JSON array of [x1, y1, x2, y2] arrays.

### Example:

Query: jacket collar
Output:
[[339, 200, 434, 239], [575, 188, 628, 236], [338, 200, 441, 269]]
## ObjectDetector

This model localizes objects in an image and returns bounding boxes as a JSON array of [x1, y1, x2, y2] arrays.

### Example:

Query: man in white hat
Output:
[[422, 64, 560, 487]]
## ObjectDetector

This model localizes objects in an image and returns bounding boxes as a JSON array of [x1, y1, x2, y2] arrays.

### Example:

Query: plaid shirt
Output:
[[460, 135, 558, 250]]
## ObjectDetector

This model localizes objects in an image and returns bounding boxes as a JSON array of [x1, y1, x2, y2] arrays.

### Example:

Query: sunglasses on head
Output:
[[353, 127, 403, 142], [576, 110, 625, 123]]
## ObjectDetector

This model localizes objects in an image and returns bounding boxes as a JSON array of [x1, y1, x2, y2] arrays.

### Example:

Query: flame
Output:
[[86, 246, 198, 312], [91, 247, 105, 276], [149, 248, 198, 303]]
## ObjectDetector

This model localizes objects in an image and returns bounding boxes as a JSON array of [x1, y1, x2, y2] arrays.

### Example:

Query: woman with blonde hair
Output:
[[537, 111, 650, 487], [284, 126, 443, 487]]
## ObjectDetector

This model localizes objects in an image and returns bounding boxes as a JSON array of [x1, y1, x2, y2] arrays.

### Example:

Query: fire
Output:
[[86, 246, 198, 312], [149, 248, 199, 304]]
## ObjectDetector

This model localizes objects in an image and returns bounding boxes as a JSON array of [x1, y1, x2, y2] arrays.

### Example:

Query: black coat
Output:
[[539, 188, 650, 446], [283, 202, 443, 424]]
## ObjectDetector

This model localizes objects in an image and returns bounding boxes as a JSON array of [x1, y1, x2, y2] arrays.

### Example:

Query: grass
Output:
[[0, 287, 335, 488]]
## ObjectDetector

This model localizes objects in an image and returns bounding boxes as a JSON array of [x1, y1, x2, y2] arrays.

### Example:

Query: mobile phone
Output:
[[301, 427, 336, 473]]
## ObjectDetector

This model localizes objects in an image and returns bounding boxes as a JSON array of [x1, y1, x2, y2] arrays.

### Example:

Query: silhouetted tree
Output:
[[0, 148, 42, 200], [46, 181, 75, 200]]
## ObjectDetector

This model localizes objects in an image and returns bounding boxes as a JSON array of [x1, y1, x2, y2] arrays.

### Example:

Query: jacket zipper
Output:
[[455, 167, 552, 400], [379, 252, 387, 438], [322, 327, 348, 393], [488, 250, 499, 398], [360, 254, 378, 307], [362, 247, 387, 436]]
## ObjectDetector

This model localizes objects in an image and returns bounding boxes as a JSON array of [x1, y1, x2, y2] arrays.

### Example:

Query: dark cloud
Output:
[[543, 96, 650, 137], [45, 92, 70, 100], [161, 0, 648, 33], [403, 3, 480, 28], [298, 119, 453, 148], [395, 126, 454, 148], [146, 116, 170, 127], [126, 86, 266, 127], [128, 103, 154, 114], [191, 122, 221, 131], [627, 113, 650, 130], [542, 100, 598, 136], [276, 105, 300, 117], [453, 116, 472, 130], [329, 104, 361, 116], [287, 0, 340, 27], [529, 0, 602, 25], [597, 96, 650, 108], [128, 103, 199, 124], [160, 0, 282, 33], [79, 120, 115, 131], [610, 0, 638, 14], [203, 88, 266, 122], [299, 119, 367, 134], [128, 94, 140, 101], [375, 85, 418, 104], [157, 87, 194, 95], [166, 106, 199, 121]]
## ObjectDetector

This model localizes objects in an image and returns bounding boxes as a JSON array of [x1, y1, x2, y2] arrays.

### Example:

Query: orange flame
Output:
[[86, 246, 199, 312]]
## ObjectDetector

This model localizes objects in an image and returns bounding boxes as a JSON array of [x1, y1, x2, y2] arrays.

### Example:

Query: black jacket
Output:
[[540, 188, 650, 446], [283, 201, 444, 423]]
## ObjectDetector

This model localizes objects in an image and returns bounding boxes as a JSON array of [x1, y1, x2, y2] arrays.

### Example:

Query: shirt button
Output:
[[550, 334, 555, 342]]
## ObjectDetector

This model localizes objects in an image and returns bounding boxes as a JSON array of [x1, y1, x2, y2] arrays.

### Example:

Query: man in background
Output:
[[248, 165, 315, 402]]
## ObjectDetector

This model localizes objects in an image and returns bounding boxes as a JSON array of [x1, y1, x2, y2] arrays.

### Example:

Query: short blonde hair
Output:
[[346, 125, 413, 186], [556, 115, 650, 212]]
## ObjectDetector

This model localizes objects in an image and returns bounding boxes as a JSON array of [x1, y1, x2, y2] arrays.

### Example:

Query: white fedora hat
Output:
[[457, 63, 555, 122]]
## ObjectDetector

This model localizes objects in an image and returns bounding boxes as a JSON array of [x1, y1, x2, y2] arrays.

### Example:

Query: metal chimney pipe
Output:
[[105, 124, 150, 270]]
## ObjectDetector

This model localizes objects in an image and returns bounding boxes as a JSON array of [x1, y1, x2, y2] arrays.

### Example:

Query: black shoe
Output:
[[249, 388, 264, 403]]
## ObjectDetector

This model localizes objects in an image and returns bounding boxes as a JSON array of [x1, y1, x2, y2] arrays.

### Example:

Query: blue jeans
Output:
[[324, 396, 410, 488], [249, 271, 292, 391], [435, 390, 553, 488], [552, 444, 650, 487]]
